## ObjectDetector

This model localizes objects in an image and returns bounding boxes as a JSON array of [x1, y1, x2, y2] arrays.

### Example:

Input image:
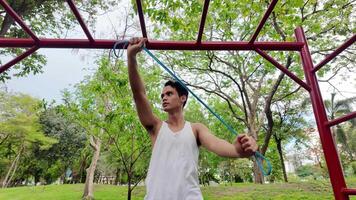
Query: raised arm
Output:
[[194, 123, 258, 158], [127, 38, 160, 133]]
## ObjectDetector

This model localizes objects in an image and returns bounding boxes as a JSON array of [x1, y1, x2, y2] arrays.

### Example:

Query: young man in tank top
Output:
[[127, 38, 258, 200]]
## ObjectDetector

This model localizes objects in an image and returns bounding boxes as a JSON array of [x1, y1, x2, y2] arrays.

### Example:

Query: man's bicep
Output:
[[196, 123, 221, 152]]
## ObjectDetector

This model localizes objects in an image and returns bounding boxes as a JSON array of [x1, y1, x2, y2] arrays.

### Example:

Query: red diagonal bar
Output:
[[66, 0, 94, 42], [255, 48, 311, 91], [197, 0, 210, 43], [0, 46, 39, 74], [136, 0, 147, 38], [312, 34, 356, 73], [0, 0, 39, 42], [326, 111, 356, 127], [0, 38, 304, 50], [249, 0, 278, 43]]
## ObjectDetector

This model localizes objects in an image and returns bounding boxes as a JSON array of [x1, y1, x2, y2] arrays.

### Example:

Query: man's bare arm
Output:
[[127, 38, 160, 133], [195, 123, 257, 158]]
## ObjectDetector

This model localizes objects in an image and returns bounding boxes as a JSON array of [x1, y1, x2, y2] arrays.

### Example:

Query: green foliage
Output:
[[32, 105, 87, 184], [295, 164, 324, 180], [0, 90, 57, 185]]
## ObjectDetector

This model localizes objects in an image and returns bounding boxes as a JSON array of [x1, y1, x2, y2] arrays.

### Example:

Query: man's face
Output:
[[161, 86, 186, 112]]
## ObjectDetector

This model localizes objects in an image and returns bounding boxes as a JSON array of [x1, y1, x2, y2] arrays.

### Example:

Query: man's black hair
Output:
[[164, 80, 189, 107]]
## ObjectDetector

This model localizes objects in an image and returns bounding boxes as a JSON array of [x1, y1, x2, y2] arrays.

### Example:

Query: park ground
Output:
[[1, 178, 356, 200]]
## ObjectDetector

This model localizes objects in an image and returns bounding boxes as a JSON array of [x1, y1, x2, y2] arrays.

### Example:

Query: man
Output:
[[127, 37, 258, 200]]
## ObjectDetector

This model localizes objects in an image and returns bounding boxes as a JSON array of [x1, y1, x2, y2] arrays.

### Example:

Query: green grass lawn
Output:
[[1, 178, 355, 200]]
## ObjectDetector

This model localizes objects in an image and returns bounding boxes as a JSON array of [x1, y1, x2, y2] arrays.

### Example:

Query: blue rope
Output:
[[113, 40, 272, 176]]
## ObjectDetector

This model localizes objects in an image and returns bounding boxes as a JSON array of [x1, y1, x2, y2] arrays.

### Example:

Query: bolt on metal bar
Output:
[[0, 0, 39, 42], [66, 0, 95, 42]]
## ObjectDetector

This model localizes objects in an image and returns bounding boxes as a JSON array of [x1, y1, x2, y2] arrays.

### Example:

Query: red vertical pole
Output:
[[295, 27, 348, 200]]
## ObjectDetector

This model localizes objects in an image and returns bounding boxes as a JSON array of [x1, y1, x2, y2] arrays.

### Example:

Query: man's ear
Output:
[[180, 95, 187, 104]]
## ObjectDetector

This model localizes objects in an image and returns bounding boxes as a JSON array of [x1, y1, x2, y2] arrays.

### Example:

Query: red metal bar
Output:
[[295, 26, 348, 200], [136, 0, 147, 38], [0, 38, 304, 50], [342, 188, 356, 195], [0, 46, 39, 74], [249, 0, 278, 43], [66, 0, 94, 42], [312, 34, 356, 73], [0, 0, 39, 42], [327, 111, 356, 127], [197, 0, 210, 43], [255, 48, 311, 91]]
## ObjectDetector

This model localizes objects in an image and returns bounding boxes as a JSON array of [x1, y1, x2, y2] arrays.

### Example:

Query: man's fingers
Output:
[[241, 137, 250, 144], [129, 37, 141, 45], [244, 147, 254, 153], [138, 38, 147, 48], [237, 134, 246, 143], [242, 142, 251, 149]]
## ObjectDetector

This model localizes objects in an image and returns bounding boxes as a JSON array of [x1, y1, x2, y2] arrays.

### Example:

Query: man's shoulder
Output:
[[190, 122, 207, 131]]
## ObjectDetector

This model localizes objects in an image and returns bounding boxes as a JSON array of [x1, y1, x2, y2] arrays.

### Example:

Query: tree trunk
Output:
[[2, 145, 23, 188], [0, 0, 28, 37], [253, 160, 264, 184], [82, 135, 101, 200], [79, 155, 88, 183], [275, 137, 288, 182], [127, 171, 132, 200], [0, 14, 15, 37], [114, 168, 120, 185]]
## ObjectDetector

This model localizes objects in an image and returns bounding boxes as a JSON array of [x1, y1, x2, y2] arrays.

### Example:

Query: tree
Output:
[[37, 104, 86, 184], [0, 90, 56, 187], [271, 98, 308, 182]]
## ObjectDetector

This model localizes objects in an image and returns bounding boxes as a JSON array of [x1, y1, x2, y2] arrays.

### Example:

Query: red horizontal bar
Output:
[[136, 0, 147, 38], [342, 188, 356, 195], [0, 38, 304, 50], [255, 48, 311, 91], [312, 34, 356, 73], [0, 46, 39, 74], [0, 0, 39, 42], [326, 111, 356, 127], [197, 0, 210, 43], [66, 0, 94, 42], [249, 0, 278, 43]]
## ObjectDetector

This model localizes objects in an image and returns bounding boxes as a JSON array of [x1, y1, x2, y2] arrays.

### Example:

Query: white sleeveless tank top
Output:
[[144, 121, 203, 200]]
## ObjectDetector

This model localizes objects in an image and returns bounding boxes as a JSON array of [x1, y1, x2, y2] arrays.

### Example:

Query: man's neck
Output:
[[166, 110, 185, 126]]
